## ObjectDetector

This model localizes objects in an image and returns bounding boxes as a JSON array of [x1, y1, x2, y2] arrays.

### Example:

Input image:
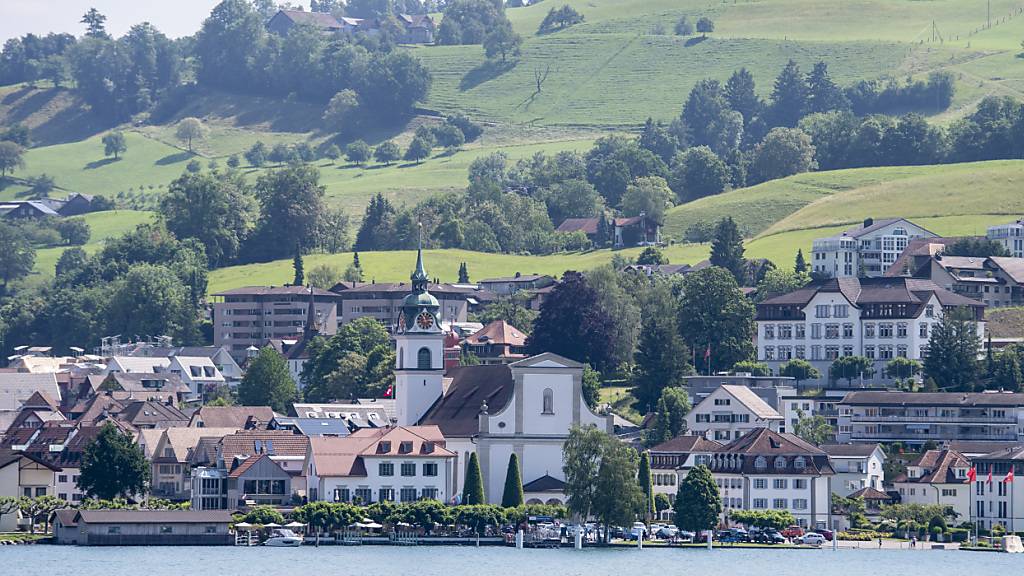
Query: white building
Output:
[[685, 385, 783, 443], [648, 435, 722, 520], [987, 219, 1024, 258], [837, 391, 1024, 446], [893, 449, 971, 521], [305, 425, 455, 504], [971, 445, 1024, 531], [811, 218, 936, 278], [706, 428, 835, 530], [756, 277, 985, 385], [104, 356, 171, 374], [168, 356, 225, 401], [394, 248, 612, 505], [820, 444, 886, 496]]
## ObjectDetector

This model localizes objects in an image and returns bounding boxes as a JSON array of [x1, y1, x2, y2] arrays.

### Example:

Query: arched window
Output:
[[417, 347, 431, 370], [774, 456, 787, 470], [794, 456, 806, 470], [542, 388, 554, 414], [754, 456, 767, 470]]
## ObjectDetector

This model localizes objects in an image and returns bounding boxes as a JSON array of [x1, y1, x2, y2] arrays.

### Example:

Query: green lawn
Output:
[[30, 209, 154, 280]]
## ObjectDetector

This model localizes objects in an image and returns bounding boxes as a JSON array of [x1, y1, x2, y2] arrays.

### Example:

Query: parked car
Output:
[[676, 530, 695, 542], [627, 522, 648, 540], [800, 533, 827, 546], [655, 525, 678, 539], [749, 527, 786, 544], [782, 525, 804, 539], [817, 528, 834, 541]]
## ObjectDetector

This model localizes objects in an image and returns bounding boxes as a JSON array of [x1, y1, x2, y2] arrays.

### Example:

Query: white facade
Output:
[[811, 218, 935, 278], [987, 219, 1024, 258], [971, 450, 1024, 531], [394, 332, 445, 428], [715, 471, 832, 529], [686, 385, 783, 443], [309, 453, 455, 505], [168, 356, 225, 401], [823, 445, 886, 496], [893, 451, 971, 521]]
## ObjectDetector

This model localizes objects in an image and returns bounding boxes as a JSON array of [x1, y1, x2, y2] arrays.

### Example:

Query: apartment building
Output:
[[333, 282, 482, 327], [820, 443, 886, 496], [705, 428, 834, 530], [211, 286, 338, 361], [648, 435, 721, 519], [971, 445, 1024, 531], [892, 449, 971, 520], [756, 277, 985, 385], [685, 385, 784, 442], [987, 219, 1024, 258], [927, 255, 1024, 308], [811, 218, 936, 278], [836, 391, 1024, 447]]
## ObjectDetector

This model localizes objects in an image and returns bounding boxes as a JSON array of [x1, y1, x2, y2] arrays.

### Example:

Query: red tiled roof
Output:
[[465, 320, 527, 347]]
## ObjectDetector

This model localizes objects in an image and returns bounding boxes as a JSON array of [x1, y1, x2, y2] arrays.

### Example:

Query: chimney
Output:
[[863, 217, 873, 228]]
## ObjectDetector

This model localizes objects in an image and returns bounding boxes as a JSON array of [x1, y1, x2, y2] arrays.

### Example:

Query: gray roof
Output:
[[76, 510, 234, 524], [820, 443, 883, 458], [973, 445, 1024, 461], [717, 385, 782, 420], [213, 285, 336, 297], [841, 391, 1024, 407], [0, 373, 61, 411], [759, 277, 982, 312]]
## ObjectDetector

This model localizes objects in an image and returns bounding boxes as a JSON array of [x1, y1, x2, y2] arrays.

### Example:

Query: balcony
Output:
[[849, 414, 1017, 424], [850, 430, 1019, 442]]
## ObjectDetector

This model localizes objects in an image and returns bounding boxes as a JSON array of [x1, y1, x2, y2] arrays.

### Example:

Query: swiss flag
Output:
[[967, 467, 977, 483], [385, 386, 393, 398], [1005, 469, 1015, 484], [988, 466, 994, 485], [704, 345, 711, 360]]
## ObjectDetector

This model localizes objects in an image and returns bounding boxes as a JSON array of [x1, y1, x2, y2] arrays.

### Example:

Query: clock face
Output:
[[416, 311, 435, 330]]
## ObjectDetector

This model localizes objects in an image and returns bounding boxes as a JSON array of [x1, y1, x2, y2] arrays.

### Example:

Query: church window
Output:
[[417, 347, 432, 370], [542, 388, 554, 414]]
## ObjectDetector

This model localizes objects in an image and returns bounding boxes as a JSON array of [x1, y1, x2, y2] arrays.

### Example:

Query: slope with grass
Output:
[[30, 209, 154, 282]]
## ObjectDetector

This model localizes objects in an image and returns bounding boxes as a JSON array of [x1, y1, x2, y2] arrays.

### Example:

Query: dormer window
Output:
[[378, 441, 391, 454], [794, 456, 806, 470], [399, 441, 413, 454], [755, 456, 767, 470], [774, 456, 787, 470]]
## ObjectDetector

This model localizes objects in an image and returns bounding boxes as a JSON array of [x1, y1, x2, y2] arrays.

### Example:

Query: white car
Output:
[[801, 533, 826, 546]]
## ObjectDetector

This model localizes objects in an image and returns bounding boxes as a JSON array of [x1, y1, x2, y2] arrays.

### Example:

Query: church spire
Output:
[[411, 223, 428, 291], [304, 284, 320, 337]]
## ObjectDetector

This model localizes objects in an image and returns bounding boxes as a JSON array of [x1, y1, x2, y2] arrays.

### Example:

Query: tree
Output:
[[778, 359, 821, 385], [0, 222, 36, 292], [538, 5, 585, 34], [562, 425, 604, 522], [885, 357, 922, 381], [636, 247, 668, 265], [647, 387, 691, 447], [924, 307, 981, 391], [527, 271, 617, 372], [18, 495, 66, 534], [404, 136, 433, 163], [345, 140, 373, 165], [245, 141, 267, 167], [308, 264, 341, 290], [678, 266, 755, 374], [464, 452, 486, 505], [674, 16, 694, 36], [238, 346, 297, 413], [944, 237, 1009, 257], [633, 282, 690, 412], [100, 131, 127, 160], [81, 8, 108, 38], [670, 146, 729, 202], [795, 249, 808, 274], [374, 141, 402, 165], [160, 170, 256, 267], [501, 453, 524, 508], [991, 347, 1023, 392], [793, 408, 834, 445], [732, 360, 770, 376], [227, 154, 240, 168], [175, 117, 206, 153], [458, 262, 470, 283], [78, 422, 150, 500], [769, 60, 808, 128], [725, 68, 762, 126], [695, 16, 714, 37], [484, 20, 522, 62], [592, 439, 642, 539], [829, 355, 876, 386], [322, 89, 360, 132], [806, 61, 848, 114], [0, 141, 25, 177], [0, 497, 18, 528], [621, 176, 673, 226], [249, 164, 326, 260], [750, 127, 817, 184], [106, 263, 199, 344], [638, 450, 654, 520], [57, 218, 91, 246], [709, 217, 746, 284], [292, 250, 305, 286], [674, 465, 721, 533]]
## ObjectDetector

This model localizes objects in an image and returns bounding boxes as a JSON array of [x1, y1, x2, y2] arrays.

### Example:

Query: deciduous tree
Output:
[[102, 131, 127, 159], [238, 346, 297, 413], [674, 465, 721, 533], [78, 422, 150, 500]]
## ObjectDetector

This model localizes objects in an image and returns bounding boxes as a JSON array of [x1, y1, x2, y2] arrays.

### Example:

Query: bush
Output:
[[446, 113, 483, 142]]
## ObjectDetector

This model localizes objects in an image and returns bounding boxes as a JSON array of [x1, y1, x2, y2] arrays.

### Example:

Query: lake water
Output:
[[5, 546, 1021, 576]]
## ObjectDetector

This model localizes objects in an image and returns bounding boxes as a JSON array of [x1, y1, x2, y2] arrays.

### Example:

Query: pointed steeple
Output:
[[304, 285, 320, 337], [411, 223, 428, 292]]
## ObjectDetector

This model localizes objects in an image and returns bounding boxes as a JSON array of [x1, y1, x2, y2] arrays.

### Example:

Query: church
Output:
[[392, 248, 613, 505]]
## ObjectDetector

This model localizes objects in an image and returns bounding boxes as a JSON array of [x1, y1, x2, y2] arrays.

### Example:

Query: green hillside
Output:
[[30, 209, 154, 282]]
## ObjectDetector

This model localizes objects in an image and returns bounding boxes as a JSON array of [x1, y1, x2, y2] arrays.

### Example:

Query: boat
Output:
[[263, 528, 303, 547]]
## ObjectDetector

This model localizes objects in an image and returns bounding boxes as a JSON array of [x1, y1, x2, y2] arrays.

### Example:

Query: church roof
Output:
[[522, 474, 565, 492], [418, 364, 514, 437]]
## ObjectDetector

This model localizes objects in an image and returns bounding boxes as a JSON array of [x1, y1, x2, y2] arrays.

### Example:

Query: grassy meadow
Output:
[[29, 209, 154, 282]]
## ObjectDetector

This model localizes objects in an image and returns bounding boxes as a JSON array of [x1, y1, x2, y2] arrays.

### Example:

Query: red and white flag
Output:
[[987, 466, 994, 485], [967, 467, 977, 483], [385, 385, 393, 398], [1005, 469, 1015, 484], [704, 345, 711, 360]]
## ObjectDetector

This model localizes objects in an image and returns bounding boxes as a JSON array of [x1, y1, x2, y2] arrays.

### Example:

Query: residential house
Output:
[[683, 374, 797, 405], [211, 286, 339, 361], [57, 193, 94, 216], [926, 255, 1024, 308], [191, 452, 293, 511], [291, 400, 395, 430], [555, 216, 660, 247], [95, 372, 191, 407], [396, 13, 436, 43], [971, 445, 1024, 531], [811, 217, 937, 278], [706, 428, 835, 529], [104, 356, 171, 374], [53, 509, 234, 546], [776, 389, 850, 436], [461, 320, 528, 364], [266, 9, 345, 35], [0, 373, 62, 432], [820, 443, 886, 496], [987, 218, 1024, 258], [217, 430, 309, 491], [885, 237, 961, 278], [6, 424, 107, 504], [685, 385, 784, 443], [168, 356, 225, 401], [128, 345, 243, 383], [842, 486, 895, 528], [647, 435, 722, 520], [892, 449, 971, 520], [756, 277, 985, 385], [0, 449, 60, 531], [189, 406, 276, 430], [477, 274, 556, 296], [149, 427, 238, 501], [0, 200, 59, 219], [305, 425, 454, 504], [836, 391, 1024, 446], [271, 418, 351, 437]]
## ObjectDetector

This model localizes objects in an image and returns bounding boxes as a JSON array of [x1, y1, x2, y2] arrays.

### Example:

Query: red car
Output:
[[781, 525, 804, 539], [817, 528, 834, 541]]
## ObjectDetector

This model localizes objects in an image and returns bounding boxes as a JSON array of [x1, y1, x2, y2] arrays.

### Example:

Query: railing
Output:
[[850, 431, 1020, 441], [849, 415, 1018, 424]]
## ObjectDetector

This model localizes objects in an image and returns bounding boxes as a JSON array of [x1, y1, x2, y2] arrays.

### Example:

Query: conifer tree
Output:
[[638, 451, 654, 520], [293, 248, 304, 286], [794, 249, 807, 274], [674, 464, 722, 533], [458, 262, 470, 283], [709, 217, 746, 284], [464, 452, 486, 505], [501, 453, 524, 508]]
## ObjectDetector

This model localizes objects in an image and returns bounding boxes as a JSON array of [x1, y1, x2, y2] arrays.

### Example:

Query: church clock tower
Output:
[[394, 245, 444, 426]]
